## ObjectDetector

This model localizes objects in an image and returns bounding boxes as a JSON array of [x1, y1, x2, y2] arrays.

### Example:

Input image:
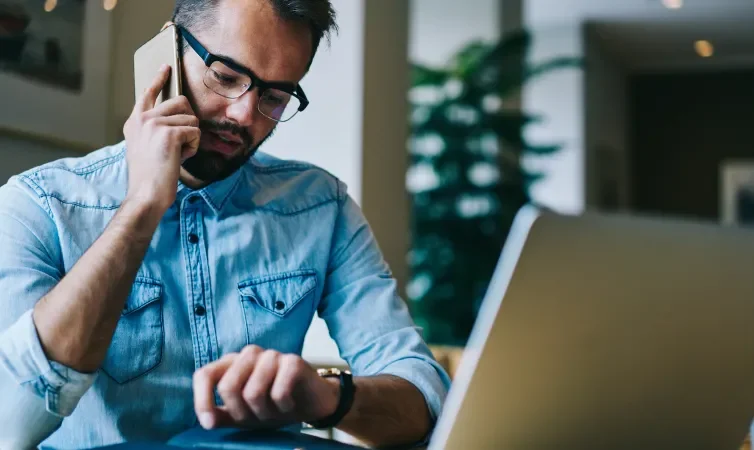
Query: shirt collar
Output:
[[118, 141, 245, 215], [176, 166, 244, 215]]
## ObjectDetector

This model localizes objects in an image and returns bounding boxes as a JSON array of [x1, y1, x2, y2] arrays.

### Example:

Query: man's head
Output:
[[171, 0, 337, 188]]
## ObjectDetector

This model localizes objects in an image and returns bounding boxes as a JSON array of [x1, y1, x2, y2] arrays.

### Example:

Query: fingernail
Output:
[[199, 412, 215, 429]]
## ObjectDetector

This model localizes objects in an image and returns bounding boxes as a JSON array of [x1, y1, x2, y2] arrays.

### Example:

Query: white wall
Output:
[[521, 23, 585, 214], [109, 0, 176, 141], [262, 0, 365, 204], [409, 0, 501, 67]]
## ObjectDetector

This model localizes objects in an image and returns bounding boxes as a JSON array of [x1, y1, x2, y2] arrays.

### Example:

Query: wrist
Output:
[[323, 376, 341, 418], [117, 197, 166, 237], [307, 369, 355, 430]]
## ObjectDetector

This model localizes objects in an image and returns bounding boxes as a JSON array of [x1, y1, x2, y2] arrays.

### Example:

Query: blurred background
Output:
[[1, 0, 754, 382]]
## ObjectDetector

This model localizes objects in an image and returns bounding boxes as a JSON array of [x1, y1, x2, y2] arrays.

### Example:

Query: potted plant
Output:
[[407, 29, 582, 348]]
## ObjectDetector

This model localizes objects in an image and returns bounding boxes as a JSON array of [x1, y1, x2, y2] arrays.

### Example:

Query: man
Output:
[[0, 0, 450, 448]]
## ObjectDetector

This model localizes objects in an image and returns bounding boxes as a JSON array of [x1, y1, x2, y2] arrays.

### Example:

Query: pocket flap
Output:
[[237, 269, 317, 317], [123, 277, 163, 316]]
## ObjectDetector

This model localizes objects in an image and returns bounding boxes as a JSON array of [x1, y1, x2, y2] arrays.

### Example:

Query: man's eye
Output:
[[263, 92, 286, 105], [211, 70, 237, 85]]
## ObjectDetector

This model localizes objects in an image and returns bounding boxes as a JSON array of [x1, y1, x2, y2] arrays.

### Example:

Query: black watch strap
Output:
[[308, 369, 355, 429]]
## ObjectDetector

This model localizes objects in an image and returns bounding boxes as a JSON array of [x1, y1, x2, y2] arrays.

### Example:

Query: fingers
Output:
[[148, 95, 196, 119], [243, 350, 281, 421], [269, 354, 304, 415], [193, 353, 235, 429], [181, 126, 201, 161], [193, 347, 315, 431], [136, 65, 171, 113], [216, 346, 263, 423], [153, 114, 199, 128]]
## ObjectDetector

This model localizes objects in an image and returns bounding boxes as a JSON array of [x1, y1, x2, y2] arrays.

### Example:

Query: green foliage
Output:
[[407, 29, 581, 346]]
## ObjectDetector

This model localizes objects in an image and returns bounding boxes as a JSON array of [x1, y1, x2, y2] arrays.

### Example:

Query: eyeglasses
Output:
[[177, 25, 309, 122]]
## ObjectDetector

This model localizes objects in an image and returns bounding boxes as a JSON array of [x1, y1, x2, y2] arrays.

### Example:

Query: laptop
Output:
[[427, 204, 754, 450]]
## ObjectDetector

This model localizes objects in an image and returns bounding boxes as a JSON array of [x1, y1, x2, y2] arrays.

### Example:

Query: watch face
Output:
[[317, 368, 343, 377]]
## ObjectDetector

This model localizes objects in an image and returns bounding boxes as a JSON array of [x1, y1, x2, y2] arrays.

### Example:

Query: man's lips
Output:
[[200, 130, 244, 156]]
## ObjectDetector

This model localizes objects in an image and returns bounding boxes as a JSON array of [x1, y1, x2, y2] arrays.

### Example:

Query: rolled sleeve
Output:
[[319, 190, 451, 429], [1, 310, 97, 417], [379, 357, 449, 423], [0, 177, 96, 446]]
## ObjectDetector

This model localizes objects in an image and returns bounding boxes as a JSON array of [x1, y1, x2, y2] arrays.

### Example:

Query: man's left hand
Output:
[[193, 345, 340, 430]]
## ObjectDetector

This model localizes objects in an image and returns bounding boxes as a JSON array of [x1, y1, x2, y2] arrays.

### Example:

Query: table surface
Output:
[[88, 428, 369, 450]]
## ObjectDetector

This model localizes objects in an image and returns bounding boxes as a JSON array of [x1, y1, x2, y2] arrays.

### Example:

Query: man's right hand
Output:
[[123, 64, 201, 215]]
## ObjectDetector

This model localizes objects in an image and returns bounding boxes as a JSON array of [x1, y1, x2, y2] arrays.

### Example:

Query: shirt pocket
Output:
[[237, 269, 317, 347], [101, 277, 164, 384]]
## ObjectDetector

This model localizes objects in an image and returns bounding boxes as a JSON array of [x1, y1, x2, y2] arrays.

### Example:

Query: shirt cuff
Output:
[[0, 309, 97, 417], [378, 356, 451, 444]]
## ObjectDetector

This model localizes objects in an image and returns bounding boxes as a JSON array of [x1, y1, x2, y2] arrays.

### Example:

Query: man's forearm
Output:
[[32, 199, 162, 373], [335, 375, 432, 448]]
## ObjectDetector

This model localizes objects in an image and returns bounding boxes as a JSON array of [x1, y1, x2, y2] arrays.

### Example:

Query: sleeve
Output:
[[0, 176, 98, 449], [318, 188, 452, 427]]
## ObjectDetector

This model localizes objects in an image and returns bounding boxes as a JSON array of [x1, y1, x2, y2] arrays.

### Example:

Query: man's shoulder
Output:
[[245, 152, 349, 204], [9, 142, 127, 205], [17, 142, 125, 181]]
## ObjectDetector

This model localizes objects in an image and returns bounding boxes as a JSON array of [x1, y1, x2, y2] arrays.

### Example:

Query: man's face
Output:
[[178, 0, 312, 187]]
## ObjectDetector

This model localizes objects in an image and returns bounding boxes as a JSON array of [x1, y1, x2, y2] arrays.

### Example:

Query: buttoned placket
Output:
[[180, 193, 220, 370]]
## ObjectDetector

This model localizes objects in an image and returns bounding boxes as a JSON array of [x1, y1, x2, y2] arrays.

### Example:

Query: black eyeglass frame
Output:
[[177, 25, 309, 119]]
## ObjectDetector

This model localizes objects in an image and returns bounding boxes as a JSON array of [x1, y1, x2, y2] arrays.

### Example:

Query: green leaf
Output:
[[526, 56, 583, 80], [450, 40, 493, 79], [411, 64, 450, 87]]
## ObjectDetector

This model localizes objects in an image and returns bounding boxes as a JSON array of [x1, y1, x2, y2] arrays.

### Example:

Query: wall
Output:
[[109, 0, 176, 142], [629, 68, 754, 220], [409, 0, 501, 67], [583, 23, 630, 211], [0, 0, 157, 193], [361, 0, 410, 299], [0, 1, 112, 150], [521, 23, 585, 214]]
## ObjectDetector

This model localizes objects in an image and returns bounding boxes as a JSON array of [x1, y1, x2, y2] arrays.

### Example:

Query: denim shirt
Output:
[[0, 142, 450, 449]]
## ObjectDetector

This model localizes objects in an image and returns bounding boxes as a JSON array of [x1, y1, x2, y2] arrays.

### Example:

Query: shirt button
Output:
[[188, 196, 200, 204], [274, 301, 285, 311], [194, 305, 206, 316], [188, 233, 199, 244]]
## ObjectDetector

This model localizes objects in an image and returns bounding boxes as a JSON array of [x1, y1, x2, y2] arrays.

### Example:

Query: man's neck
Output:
[[179, 168, 210, 190]]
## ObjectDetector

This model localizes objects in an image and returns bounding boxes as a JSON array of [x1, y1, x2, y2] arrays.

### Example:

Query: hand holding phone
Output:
[[123, 65, 200, 215]]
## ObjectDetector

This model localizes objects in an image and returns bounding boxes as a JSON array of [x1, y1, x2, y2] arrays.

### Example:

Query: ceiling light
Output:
[[694, 40, 714, 58], [43, 0, 57, 12], [662, 0, 683, 9], [103, 0, 118, 11]]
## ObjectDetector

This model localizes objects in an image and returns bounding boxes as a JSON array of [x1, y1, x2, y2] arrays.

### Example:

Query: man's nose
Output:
[[225, 88, 262, 129]]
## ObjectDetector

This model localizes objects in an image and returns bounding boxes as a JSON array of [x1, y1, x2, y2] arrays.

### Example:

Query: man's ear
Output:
[[161, 21, 176, 32]]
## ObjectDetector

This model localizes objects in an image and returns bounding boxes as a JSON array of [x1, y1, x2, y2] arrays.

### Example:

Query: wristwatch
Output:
[[306, 368, 355, 429]]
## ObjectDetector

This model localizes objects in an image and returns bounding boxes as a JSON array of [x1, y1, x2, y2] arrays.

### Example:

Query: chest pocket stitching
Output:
[[122, 277, 162, 315], [101, 277, 164, 384], [237, 269, 317, 317]]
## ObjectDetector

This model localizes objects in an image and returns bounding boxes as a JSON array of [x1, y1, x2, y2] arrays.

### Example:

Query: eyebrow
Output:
[[214, 52, 298, 88]]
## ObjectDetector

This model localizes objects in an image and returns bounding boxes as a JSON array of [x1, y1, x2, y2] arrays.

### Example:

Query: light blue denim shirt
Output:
[[0, 142, 450, 449]]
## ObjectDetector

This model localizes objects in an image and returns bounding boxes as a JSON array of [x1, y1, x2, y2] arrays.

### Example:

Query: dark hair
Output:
[[172, 0, 337, 69]]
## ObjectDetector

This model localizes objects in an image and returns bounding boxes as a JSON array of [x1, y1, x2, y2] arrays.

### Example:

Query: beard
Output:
[[181, 119, 274, 184]]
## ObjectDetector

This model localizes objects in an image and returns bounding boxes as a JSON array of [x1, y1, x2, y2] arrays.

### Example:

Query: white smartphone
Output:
[[133, 23, 183, 104]]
